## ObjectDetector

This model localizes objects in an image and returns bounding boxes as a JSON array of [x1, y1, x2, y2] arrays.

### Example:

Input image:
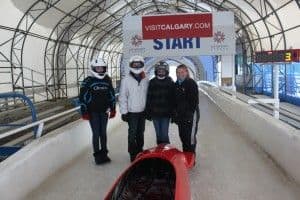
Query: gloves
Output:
[[109, 110, 116, 119], [145, 114, 152, 121], [144, 110, 151, 121], [121, 114, 129, 122], [82, 113, 90, 120]]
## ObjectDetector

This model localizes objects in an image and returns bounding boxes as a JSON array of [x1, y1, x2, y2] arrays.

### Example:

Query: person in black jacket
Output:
[[146, 61, 175, 144], [173, 64, 200, 163], [79, 58, 116, 165]]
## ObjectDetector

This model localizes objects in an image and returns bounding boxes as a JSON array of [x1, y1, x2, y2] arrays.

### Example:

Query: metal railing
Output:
[[199, 82, 300, 129], [0, 106, 80, 140]]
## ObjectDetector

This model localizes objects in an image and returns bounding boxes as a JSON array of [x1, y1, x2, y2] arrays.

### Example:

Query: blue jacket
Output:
[[79, 75, 115, 114]]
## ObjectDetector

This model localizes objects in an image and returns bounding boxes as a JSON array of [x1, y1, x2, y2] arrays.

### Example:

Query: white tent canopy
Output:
[[0, 0, 299, 101]]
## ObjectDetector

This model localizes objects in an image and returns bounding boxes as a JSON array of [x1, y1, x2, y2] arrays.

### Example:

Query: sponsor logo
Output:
[[211, 31, 230, 52], [142, 13, 212, 39], [93, 85, 107, 90], [131, 34, 143, 47], [214, 31, 225, 44]]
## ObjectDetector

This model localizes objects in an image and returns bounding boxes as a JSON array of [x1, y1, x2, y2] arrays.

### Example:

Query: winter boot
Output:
[[94, 150, 111, 165]]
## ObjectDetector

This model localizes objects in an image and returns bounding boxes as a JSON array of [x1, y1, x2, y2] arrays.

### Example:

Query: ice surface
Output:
[[26, 92, 300, 200]]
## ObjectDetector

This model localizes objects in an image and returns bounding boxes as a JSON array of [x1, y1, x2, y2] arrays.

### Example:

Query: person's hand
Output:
[[121, 114, 129, 122], [82, 113, 90, 120], [109, 110, 116, 119]]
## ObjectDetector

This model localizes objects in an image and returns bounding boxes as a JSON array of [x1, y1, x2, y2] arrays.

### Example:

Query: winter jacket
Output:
[[119, 72, 149, 114], [145, 76, 175, 118], [173, 78, 199, 121], [79, 75, 116, 114]]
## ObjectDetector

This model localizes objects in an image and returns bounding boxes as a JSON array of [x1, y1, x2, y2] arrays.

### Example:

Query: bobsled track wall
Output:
[[200, 84, 300, 186], [1, 86, 300, 199], [0, 112, 122, 200]]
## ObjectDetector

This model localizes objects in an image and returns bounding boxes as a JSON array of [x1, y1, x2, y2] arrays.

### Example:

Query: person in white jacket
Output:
[[119, 55, 149, 162]]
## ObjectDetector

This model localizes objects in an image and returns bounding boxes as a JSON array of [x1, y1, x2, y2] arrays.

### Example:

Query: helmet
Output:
[[154, 61, 169, 78], [90, 58, 107, 79], [129, 55, 145, 74]]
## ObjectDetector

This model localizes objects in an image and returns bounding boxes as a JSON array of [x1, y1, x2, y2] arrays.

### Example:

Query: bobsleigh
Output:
[[104, 144, 195, 200]]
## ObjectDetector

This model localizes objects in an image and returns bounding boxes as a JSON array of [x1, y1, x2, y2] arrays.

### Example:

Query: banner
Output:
[[123, 12, 235, 58], [142, 13, 212, 39]]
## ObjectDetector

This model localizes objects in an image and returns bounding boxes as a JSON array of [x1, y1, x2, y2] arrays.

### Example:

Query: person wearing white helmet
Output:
[[119, 55, 149, 162], [79, 58, 116, 165]]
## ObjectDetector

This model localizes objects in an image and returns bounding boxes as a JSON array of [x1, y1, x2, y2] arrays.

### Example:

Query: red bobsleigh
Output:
[[104, 144, 195, 200]]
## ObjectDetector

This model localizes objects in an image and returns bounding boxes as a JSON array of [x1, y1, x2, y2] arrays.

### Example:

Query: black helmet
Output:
[[154, 61, 169, 76]]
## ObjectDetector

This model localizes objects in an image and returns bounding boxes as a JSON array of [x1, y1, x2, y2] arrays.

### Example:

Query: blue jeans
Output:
[[89, 112, 108, 153], [153, 117, 170, 144]]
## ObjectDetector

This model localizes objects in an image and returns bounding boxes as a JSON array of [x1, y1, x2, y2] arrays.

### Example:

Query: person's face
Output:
[[157, 68, 167, 77], [94, 66, 105, 73], [176, 67, 188, 80]]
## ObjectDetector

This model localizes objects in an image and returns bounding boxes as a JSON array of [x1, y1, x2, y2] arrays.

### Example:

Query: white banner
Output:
[[123, 12, 235, 58]]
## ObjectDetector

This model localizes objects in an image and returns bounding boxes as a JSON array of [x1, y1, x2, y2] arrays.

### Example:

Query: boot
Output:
[[94, 150, 111, 165]]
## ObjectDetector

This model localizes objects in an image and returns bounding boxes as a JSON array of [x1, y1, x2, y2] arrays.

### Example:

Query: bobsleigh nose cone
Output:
[[183, 152, 196, 169]]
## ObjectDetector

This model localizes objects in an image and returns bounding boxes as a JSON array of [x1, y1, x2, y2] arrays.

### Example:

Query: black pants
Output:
[[89, 112, 108, 153], [177, 109, 200, 152], [127, 112, 145, 156]]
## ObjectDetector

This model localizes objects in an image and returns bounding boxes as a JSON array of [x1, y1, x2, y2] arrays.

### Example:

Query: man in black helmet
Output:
[[145, 61, 175, 145]]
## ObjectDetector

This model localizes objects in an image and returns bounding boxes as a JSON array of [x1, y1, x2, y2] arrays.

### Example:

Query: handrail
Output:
[[1, 92, 119, 141], [219, 87, 300, 121], [200, 83, 300, 127], [0, 106, 80, 140], [0, 92, 38, 134]]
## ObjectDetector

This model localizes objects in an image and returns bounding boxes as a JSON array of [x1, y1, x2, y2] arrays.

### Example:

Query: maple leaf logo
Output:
[[214, 31, 225, 44], [131, 34, 143, 47]]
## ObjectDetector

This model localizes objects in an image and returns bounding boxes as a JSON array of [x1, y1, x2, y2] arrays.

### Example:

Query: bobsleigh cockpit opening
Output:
[[109, 158, 176, 200]]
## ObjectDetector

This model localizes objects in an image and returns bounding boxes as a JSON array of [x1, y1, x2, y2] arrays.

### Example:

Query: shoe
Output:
[[97, 155, 111, 164], [94, 151, 111, 165]]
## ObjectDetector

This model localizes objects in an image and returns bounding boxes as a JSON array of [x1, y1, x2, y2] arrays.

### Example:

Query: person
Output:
[[119, 55, 149, 162], [79, 58, 116, 165], [172, 64, 200, 165], [145, 61, 175, 145]]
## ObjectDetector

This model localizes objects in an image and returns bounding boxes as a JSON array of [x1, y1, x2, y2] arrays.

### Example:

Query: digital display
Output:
[[255, 49, 300, 63]]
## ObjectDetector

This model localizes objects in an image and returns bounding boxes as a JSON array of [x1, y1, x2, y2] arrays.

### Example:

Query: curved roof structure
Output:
[[0, 0, 299, 101]]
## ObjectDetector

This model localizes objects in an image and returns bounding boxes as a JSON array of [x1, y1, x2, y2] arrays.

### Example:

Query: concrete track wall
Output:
[[0, 113, 121, 200], [200, 84, 300, 185]]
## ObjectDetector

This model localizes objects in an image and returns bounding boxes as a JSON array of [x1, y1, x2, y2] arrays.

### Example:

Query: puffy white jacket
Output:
[[119, 74, 149, 114]]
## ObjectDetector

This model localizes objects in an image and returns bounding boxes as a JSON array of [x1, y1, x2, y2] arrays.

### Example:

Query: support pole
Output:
[[273, 64, 280, 119], [231, 54, 236, 93]]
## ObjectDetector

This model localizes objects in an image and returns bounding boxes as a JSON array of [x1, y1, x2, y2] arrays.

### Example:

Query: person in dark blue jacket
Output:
[[79, 58, 116, 165]]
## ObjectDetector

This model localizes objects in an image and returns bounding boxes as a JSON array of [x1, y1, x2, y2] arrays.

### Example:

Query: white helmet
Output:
[[129, 55, 145, 74], [89, 58, 107, 79]]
